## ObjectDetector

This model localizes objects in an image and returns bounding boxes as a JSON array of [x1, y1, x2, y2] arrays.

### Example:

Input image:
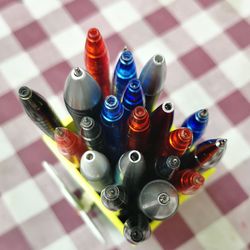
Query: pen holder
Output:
[[42, 117, 216, 235]]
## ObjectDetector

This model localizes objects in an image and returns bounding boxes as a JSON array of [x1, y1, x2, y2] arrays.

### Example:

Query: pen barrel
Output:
[[18, 86, 63, 139], [144, 93, 160, 113]]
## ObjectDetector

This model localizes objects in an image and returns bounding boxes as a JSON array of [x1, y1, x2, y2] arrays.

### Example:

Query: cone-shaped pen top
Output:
[[87, 27, 101, 41], [162, 101, 174, 113], [120, 50, 134, 64], [18, 86, 32, 100]]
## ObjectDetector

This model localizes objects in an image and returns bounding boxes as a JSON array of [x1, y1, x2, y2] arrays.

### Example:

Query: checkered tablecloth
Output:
[[0, 0, 250, 249]]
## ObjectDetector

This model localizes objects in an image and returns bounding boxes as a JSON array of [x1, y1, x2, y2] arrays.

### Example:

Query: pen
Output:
[[54, 127, 86, 166], [126, 106, 150, 153], [139, 54, 166, 113], [121, 78, 145, 119], [182, 109, 209, 144], [100, 95, 125, 164], [112, 48, 137, 101], [171, 169, 205, 195], [180, 138, 227, 170], [84, 27, 110, 97], [18, 86, 63, 139], [139, 180, 179, 220], [80, 150, 112, 193], [64, 67, 102, 131], [80, 116, 105, 154], [160, 128, 193, 157]]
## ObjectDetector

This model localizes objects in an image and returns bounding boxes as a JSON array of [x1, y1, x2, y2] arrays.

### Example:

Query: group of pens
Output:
[[18, 28, 227, 244]]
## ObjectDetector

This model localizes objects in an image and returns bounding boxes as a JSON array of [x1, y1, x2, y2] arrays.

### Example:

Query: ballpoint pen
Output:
[[171, 169, 205, 195], [54, 127, 86, 166], [18, 86, 63, 139], [101, 185, 128, 212], [150, 101, 174, 154], [139, 54, 167, 113], [182, 109, 209, 144], [80, 116, 105, 154], [42, 161, 105, 243], [154, 155, 180, 180], [64, 67, 102, 131], [84, 27, 110, 97], [139, 180, 179, 220], [180, 138, 227, 170], [80, 150, 112, 193], [112, 48, 137, 101], [121, 78, 145, 119], [100, 95, 125, 164], [115, 150, 146, 199], [160, 128, 193, 157], [123, 213, 151, 244], [126, 106, 150, 153]]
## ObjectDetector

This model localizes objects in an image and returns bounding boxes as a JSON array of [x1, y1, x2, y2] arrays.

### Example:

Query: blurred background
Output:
[[0, 0, 250, 249]]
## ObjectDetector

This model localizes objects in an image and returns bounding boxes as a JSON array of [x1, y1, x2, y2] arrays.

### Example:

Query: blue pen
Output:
[[121, 79, 145, 119], [100, 95, 125, 164], [112, 48, 137, 101], [182, 109, 209, 144]]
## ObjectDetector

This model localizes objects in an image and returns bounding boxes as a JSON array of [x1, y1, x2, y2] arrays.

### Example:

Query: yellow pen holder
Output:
[[42, 117, 215, 234]]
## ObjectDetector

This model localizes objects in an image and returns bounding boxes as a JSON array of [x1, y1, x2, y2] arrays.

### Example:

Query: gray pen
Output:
[[139, 54, 167, 113], [64, 67, 103, 131]]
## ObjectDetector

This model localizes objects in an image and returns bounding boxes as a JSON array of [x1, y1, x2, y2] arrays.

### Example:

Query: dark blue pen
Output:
[[112, 48, 137, 101], [100, 95, 125, 164], [182, 109, 209, 144], [121, 79, 145, 119]]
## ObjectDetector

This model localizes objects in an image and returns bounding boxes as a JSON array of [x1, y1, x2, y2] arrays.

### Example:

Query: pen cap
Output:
[[139, 180, 179, 220], [101, 185, 128, 211], [123, 213, 151, 244]]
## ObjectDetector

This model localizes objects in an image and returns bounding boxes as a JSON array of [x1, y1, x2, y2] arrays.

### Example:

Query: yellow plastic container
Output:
[[42, 117, 215, 234]]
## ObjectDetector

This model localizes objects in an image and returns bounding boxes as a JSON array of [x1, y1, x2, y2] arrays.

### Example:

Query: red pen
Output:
[[127, 106, 150, 153], [84, 27, 110, 97], [171, 169, 204, 195], [160, 128, 193, 157], [54, 127, 86, 166]]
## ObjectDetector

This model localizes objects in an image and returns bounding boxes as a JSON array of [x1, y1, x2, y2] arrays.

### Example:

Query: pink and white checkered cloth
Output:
[[0, 0, 250, 249]]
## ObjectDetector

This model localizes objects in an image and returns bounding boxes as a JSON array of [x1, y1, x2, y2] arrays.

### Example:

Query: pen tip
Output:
[[200, 109, 208, 117], [153, 54, 164, 65], [218, 138, 227, 147], [162, 101, 174, 113], [73, 67, 83, 77], [80, 116, 93, 129], [55, 127, 64, 136], [18, 86, 32, 100]]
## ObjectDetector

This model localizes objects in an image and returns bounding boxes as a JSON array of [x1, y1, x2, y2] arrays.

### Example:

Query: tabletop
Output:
[[0, 0, 250, 249]]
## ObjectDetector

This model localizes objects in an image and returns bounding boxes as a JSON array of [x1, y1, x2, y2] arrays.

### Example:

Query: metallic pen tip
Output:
[[153, 54, 165, 65], [104, 185, 119, 200], [129, 150, 141, 163], [85, 151, 95, 161], [194, 175, 205, 185], [55, 127, 64, 137], [123, 46, 128, 51], [18, 86, 32, 100], [162, 101, 174, 113], [73, 67, 83, 77], [167, 156, 180, 169], [157, 192, 170, 205], [80, 116, 94, 129], [200, 109, 208, 117], [217, 138, 227, 147]]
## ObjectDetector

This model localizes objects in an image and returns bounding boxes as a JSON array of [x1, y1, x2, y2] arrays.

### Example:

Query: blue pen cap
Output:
[[121, 79, 145, 113], [113, 49, 137, 100], [182, 109, 209, 143], [101, 95, 124, 123]]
